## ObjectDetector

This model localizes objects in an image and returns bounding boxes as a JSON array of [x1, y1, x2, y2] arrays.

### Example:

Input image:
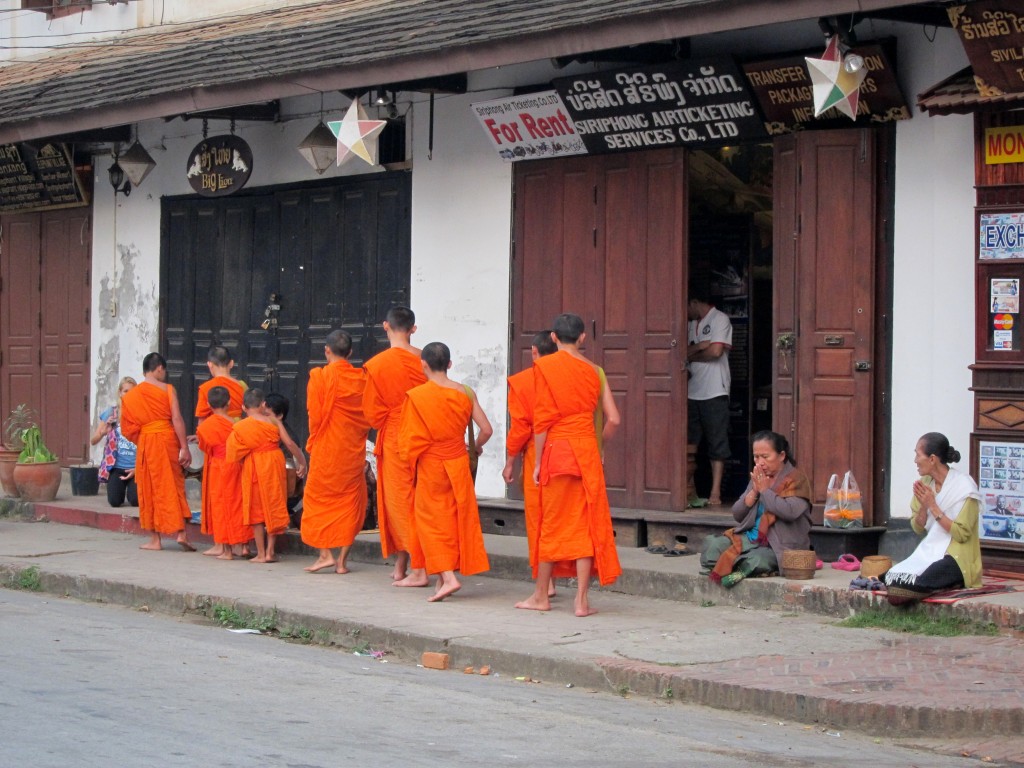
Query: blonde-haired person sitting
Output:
[[91, 376, 139, 507]]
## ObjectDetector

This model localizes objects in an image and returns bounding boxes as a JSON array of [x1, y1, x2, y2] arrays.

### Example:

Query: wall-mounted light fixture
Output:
[[108, 157, 131, 196]]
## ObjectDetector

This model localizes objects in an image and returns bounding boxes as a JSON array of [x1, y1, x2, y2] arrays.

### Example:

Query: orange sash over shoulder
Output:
[[196, 375, 247, 420], [121, 381, 191, 535], [197, 414, 249, 545], [532, 351, 621, 586], [226, 418, 289, 535], [302, 359, 371, 549], [399, 382, 489, 577], [363, 347, 427, 563]]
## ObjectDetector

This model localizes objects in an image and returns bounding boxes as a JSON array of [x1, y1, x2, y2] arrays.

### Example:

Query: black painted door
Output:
[[160, 172, 411, 446]]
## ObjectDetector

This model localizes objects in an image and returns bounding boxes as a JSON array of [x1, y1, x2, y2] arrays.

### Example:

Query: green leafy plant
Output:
[[838, 608, 998, 636], [3, 404, 37, 451], [17, 425, 57, 464], [16, 566, 41, 591]]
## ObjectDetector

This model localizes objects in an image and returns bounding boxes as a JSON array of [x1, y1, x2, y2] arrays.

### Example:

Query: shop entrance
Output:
[[510, 127, 887, 520]]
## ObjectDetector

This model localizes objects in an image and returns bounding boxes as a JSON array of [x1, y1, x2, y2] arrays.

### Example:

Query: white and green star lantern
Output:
[[328, 99, 387, 167], [805, 36, 867, 120]]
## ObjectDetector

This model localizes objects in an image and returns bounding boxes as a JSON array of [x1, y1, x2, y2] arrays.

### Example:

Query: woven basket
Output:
[[860, 555, 892, 579], [781, 549, 816, 580]]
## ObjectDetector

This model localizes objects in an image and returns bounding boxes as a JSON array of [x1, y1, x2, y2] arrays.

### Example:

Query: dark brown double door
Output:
[[0, 207, 91, 464], [513, 129, 883, 518], [161, 173, 411, 447]]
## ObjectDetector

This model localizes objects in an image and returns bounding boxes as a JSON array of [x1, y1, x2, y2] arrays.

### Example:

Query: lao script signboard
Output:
[[949, 1, 1024, 96], [0, 143, 88, 213], [551, 57, 766, 154]]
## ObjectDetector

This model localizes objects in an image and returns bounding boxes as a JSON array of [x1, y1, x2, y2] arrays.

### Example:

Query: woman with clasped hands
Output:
[[700, 430, 813, 588], [883, 432, 982, 605]]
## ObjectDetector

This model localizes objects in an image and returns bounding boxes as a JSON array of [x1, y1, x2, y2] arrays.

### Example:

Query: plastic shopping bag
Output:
[[823, 471, 864, 529]]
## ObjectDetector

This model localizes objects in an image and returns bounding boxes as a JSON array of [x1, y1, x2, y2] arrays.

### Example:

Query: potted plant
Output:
[[0, 404, 36, 498], [12, 422, 61, 502]]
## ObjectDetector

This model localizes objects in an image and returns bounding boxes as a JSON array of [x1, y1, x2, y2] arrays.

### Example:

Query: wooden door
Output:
[[512, 149, 687, 510], [0, 208, 91, 463], [161, 173, 411, 447], [773, 129, 876, 521]]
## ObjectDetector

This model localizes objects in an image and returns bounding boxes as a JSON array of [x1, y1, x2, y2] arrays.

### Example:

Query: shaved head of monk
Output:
[[207, 345, 233, 367], [552, 313, 585, 344], [325, 329, 353, 358], [421, 341, 451, 373], [532, 330, 557, 357], [243, 388, 265, 411], [207, 386, 230, 411], [142, 352, 167, 374], [385, 306, 416, 332]]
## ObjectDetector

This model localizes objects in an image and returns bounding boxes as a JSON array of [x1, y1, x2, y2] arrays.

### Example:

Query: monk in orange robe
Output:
[[195, 344, 247, 423], [502, 330, 572, 592], [301, 329, 371, 574], [362, 306, 428, 587], [196, 386, 250, 560], [119, 352, 194, 552], [399, 342, 492, 602], [515, 313, 621, 617], [227, 388, 306, 563]]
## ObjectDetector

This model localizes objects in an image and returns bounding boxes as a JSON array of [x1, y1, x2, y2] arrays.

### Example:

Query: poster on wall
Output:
[[980, 211, 1024, 258], [978, 439, 1024, 543], [470, 90, 587, 161], [990, 277, 1020, 350]]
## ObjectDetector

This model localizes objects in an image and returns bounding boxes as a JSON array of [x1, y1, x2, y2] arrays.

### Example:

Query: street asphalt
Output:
[[2, 492, 1024, 765]]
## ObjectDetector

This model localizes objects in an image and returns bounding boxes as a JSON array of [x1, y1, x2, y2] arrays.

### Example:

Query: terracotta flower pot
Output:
[[0, 447, 20, 498], [13, 460, 61, 502]]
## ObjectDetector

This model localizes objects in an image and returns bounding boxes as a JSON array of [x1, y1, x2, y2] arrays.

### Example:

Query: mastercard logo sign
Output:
[[995, 314, 1015, 330]]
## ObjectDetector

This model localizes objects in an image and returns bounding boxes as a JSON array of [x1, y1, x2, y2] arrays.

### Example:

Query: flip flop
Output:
[[831, 554, 860, 571], [645, 545, 670, 555], [663, 546, 689, 557]]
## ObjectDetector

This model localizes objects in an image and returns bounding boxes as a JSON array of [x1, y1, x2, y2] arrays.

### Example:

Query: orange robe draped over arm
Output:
[[301, 359, 371, 549], [362, 347, 427, 563], [399, 383, 489, 577], [197, 414, 249, 545], [226, 418, 289, 535], [532, 351, 621, 586], [120, 382, 192, 535], [195, 376, 247, 420]]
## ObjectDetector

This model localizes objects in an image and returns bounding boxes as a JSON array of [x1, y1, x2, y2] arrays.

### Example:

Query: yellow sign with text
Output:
[[986, 125, 1024, 164]]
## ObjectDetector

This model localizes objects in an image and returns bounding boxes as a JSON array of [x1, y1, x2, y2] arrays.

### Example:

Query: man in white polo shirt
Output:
[[686, 294, 733, 506]]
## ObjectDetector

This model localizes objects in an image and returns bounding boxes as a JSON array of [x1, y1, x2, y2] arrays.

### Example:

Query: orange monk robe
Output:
[[301, 359, 371, 549], [399, 383, 489, 577], [120, 382, 191, 535], [507, 368, 574, 580], [226, 418, 290, 535], [195, 375, 247, 421], [363, 347, 427, 563], [533, 351, 621, 586], [196, 414, 250, 545]]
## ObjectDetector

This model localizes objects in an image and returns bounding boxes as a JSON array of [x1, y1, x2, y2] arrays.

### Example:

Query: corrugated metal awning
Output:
[[917, 66, 1024, 115], [0, 0, 917, 144]]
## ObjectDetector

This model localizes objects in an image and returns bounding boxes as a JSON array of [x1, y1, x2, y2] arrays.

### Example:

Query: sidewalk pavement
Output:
[[2, 494, 1024, 764]]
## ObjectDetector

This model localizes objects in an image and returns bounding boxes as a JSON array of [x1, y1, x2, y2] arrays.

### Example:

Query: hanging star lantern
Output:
[[804, 36, 867, 120], [327, 99, 387, 167]]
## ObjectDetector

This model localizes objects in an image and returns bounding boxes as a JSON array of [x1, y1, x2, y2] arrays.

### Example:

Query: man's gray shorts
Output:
[[687, 395, 731, 460]]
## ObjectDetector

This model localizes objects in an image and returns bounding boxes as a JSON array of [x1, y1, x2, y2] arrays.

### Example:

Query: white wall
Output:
[[889, 26, 974, 516], [409, 90, 514, 498]]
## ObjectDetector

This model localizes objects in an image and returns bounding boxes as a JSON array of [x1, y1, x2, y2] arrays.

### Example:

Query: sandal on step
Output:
[[831, 554, 861, 571]]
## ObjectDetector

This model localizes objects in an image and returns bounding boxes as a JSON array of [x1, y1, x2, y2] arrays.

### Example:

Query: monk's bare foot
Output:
[[428, 581, 461, 602], [250, 555, 278, 563], [176, 537, 196, 552], [391, 568, 407, 581], [335, 565, 350, 574], [217, 551, 234, 561], [574, 598, 598, 617], [203, 545, 224, 557], [393, 574, 429, 587], [304, 557, 336, 573], [233, 545, 251, 557], [514, 595, 551, 611], [139, 541, 162, 551]]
